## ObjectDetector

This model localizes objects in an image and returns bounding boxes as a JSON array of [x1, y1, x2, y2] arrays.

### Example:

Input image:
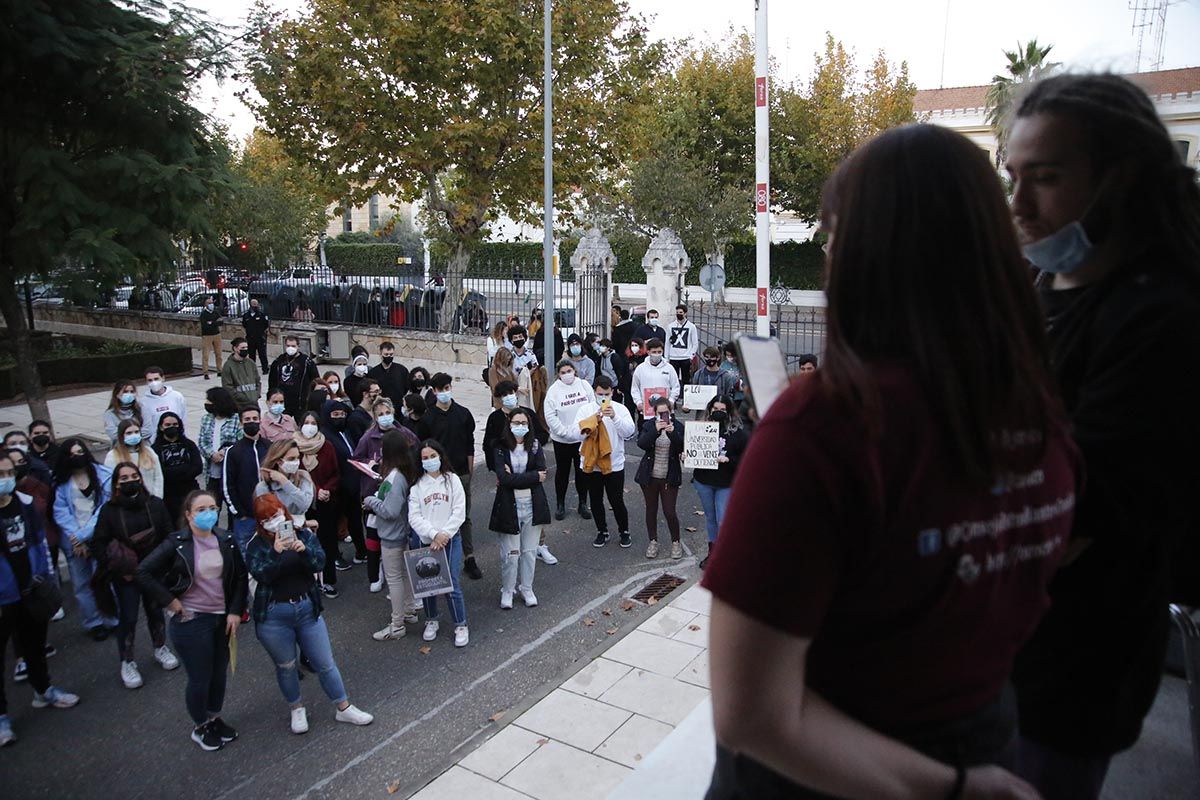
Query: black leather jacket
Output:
[[135, 527, 249, 616]]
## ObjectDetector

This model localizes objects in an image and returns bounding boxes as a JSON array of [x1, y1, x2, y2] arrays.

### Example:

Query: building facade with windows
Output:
[[324, 193, 415, 239], [914, 67, 1200, 168]]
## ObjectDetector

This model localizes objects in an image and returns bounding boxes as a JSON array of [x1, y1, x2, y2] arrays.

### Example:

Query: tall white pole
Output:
[[542, 0, 556, 362], [754, 0, 770, 337]]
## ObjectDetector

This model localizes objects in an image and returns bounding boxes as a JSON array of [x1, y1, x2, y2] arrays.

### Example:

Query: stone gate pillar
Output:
[[641, 228, 690, 319], [570, 228, 617, 339]]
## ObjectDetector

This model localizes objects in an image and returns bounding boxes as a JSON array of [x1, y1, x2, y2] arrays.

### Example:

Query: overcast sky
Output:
[[192, 0, 1200, 139]]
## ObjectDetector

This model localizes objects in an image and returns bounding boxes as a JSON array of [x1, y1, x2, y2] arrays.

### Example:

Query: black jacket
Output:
[[319, 400, 360, 495], [92, 494, 174, 572], [153, 435, 203, 497], [533, 325, 564, 367], [418, 402, 476, 473], [135, 527, 249, 616], [634, 416, 685, 487], [199, 307, 222, 336], [347, 406, 373, 445], [241, 307, 270, 341], [483, 407, 549, 471], [267, 353, 319, 419], [488, 443, 551, 535], [634, 321, 666, 345], [368, 362, 409, 403], [691, 427, 749, 489], [611, 320, 636, 356], [222, 437, 270, 519]]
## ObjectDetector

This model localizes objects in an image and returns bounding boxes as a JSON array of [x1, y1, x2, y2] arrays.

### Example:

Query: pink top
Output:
[[260, 412, 297, 443], [182, 532, 225, 615]]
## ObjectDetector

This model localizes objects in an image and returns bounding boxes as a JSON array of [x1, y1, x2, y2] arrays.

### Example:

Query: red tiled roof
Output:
[[914, 67, 1200, 113]]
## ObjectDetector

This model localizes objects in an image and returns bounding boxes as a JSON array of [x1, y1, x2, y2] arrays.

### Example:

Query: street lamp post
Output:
[[542, 0, 555, 362], [754, 0, 771, 337]]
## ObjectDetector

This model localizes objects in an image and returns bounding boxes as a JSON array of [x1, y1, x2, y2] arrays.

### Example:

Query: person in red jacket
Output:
[[294, 412, 341, 599]]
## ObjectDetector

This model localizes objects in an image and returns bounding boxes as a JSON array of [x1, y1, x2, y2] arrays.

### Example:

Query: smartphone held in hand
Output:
[[734, 333, 791, 419]]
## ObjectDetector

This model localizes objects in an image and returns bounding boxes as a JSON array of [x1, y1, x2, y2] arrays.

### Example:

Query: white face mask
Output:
[[285, 345, 298, 357], [354, 363, 368, 376], [560, 373, 576, 385], [300, 423, 318, 438], [328, 382, 340, 394], [280, 459, 300, 475]]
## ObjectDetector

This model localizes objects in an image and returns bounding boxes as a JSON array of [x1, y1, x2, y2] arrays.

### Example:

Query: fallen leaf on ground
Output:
[[688, 624, 701, 631], [620, 600, 636, 611], [387, 780, 401, 794], [418, 646, 431, 655], [647, 596, 659, 606], [606, 627, 618, 635], [685, 526, 698, 532], [601, 608, 613, 616], [583, 617, 596, 626], [536, 738, 550, 745], [488, 711, 505, 723]]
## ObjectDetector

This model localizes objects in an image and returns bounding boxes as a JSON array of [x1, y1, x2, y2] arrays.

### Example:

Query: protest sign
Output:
[[682, 384, 717, 412], [683, 421, 721, 469], [404, 546, 454, 599]]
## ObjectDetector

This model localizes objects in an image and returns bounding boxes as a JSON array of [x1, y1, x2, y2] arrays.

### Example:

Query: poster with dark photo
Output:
[[404, 546, 454, 599]]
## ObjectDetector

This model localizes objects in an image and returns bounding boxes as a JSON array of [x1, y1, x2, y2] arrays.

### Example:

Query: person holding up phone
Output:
[[573, 377, 637, 549], [634, 396, 685, 560], [408, 440, 469, 647], [135, 490, 247, 752], [253, 440, 315, 526], [245, 493, 373, 735]]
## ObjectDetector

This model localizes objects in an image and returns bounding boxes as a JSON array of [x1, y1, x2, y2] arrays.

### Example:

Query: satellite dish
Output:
[[699, 264, 726, 293]]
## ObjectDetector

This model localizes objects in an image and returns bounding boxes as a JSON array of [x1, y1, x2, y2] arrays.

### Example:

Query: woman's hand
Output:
[[167, 599, 184, 615], [504, 465, 512, 474], [289, 538, 307, 553], [538, 470, 547, 483], [317, 489, 330, 502], [666, 422, 676, 434], [273, 535, 288, 553], [717, 455, 730, 464], [655, 419, 668, 431], [304, 519, 319, 531], [963, 766, 1042, 800], [431, 532, 451, 551], [211, 450, 225, 463], [266, 469, 288, 485], [225, 614, 241, 637]]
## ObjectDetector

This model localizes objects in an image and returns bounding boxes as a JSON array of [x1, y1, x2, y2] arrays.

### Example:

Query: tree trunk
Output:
[[0, 262, 51, 422], [439, 242, 471, 333]]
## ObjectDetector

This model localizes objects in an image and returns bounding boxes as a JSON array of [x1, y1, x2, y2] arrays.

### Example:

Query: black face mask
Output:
[[677, 313, 685, 320], [68, 453, 90, 469], [411, 380, 425, 389], [705, 359, 719, 368], [31, 434, 51, 448], [242, 422, 260, 437], [382, 356, 393, 364], [161, 427, 180, 440], [710, 411, 729, 425], [119, 481, 142, 497], [511, 338, 526, 348], [330, 416, 346, 430], [236, 349, 248, 358]]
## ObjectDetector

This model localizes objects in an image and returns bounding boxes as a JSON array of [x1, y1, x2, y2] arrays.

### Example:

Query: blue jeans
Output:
[[64, 546, 118, 631], [168, 612, 229, 726], [693, 481, 731, 543], [231, 516, 257, 557], [255, 596, 347, 706], [414, 533, 467, 626]]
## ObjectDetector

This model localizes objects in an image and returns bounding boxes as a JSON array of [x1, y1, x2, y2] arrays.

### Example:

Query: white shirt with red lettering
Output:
[[407, 471, 466, 545]]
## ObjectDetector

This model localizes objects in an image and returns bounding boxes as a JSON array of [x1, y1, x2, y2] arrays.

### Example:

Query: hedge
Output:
[[325, 243, 421, 277]]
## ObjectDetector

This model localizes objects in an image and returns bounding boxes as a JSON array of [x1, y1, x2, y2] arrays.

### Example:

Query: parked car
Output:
[[108, 286, 135, 309], [177, 288, 250, 317]]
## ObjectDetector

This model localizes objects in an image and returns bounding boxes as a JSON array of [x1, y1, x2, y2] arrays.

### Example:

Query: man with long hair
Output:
[[1006, 73, 1200, 799]]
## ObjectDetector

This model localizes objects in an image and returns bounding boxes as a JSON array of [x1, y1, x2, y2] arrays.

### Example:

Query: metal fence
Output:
[[689, 289, 826, 369]]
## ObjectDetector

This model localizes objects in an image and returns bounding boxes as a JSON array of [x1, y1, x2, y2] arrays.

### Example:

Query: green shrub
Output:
[[325, 243, 422, 278]]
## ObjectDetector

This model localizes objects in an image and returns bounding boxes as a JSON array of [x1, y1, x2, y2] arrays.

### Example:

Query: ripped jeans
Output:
[[254, 596, 347, 707], [499, 499, 541, 594]]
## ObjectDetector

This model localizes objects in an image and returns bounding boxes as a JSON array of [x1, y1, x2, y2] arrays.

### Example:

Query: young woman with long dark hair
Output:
[[407, 439, 468, 647], [634, 395, 684, 560], [488, 409, 550, 609], [363, 431, 422, 641], [153, 412, 203, 523], [690, 395, 747, 569], [702, 124, 1082, 800]]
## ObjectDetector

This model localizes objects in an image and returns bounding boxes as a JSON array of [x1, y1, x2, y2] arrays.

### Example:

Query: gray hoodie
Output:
[[362, 468, 411, 548]]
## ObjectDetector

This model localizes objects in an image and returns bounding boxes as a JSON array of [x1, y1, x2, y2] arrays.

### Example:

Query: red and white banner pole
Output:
[[754, 0, 770, 337]]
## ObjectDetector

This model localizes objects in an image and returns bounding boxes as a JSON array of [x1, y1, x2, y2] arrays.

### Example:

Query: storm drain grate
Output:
[[631, 573, 686, 604]]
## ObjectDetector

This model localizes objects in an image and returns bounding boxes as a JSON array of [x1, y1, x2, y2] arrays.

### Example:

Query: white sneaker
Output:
[[403, 610, 420, 624], [518, 587, 538, 607], [422, 620, 439, 641], [500, 590, 513, 609], [154, 646, 180, 671], [51, 608, 65, 622], [369, 579, 384, 593], [290, 706, 309, 734], [31, 686, 79, 709], [454, 625, 469, 647], [335, 704, 374, 726], [120, 661, 143, 689], [537, 544, 558, 565], [372, 624, 407, 641]]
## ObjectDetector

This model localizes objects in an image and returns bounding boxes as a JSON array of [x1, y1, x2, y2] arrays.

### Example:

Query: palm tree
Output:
[[985, 40, 1060, 166]]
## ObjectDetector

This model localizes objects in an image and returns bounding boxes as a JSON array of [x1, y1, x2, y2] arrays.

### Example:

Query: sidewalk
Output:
[[408, 582, 714, 800]]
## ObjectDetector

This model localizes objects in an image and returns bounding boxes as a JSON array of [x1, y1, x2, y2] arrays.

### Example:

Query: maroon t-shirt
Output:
[[702, 365, 1081, 727]]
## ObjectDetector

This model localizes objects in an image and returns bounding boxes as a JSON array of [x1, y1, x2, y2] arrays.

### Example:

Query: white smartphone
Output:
[[734, 333, 790, 419]]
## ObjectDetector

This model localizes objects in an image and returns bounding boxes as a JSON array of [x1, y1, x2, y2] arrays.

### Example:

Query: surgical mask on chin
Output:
[[1021, 221, 1093, 275]]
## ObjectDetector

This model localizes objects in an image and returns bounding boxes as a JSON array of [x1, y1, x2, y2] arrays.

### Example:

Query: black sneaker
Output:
[[88, 626, 109, 642], [578, 502, 592, 520], [463, 557, 483, 580], [44, 644, 57, 658], [334, 559, 353, 571], [593, 532, 609, 548], [555, 503, 566, 521], [191, 722, 224, 751], [619, 532, 632, 548], [13, 659, 28, 682], [322, 583, 340, 599], [208, 717, 238, 743]]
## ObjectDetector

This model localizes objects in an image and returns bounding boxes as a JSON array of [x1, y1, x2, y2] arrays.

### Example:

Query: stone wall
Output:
[[30, 306, 490, 367]]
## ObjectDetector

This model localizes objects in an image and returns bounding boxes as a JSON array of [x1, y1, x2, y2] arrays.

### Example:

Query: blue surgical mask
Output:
[[436, 391, 452, 405], [511, 425, 530, 439], [193, 509, 219, 531], [377, 414, 394, 429], [570, 345, 582, 356], [269, 403, 285, 417], [501, 394, 518, 410], [0, 477, 15, 496], [1021, 221, 1093, 275], [422, 457, 441, 474], [119, 392, 136, 406], [123, 433, 142, 448]]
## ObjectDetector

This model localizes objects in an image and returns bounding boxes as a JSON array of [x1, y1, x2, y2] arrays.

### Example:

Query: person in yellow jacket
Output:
[[571, 377, 637, 549]]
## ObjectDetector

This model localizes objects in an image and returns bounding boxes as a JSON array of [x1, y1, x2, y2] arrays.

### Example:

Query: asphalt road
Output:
[[1, 440, 709, 800]]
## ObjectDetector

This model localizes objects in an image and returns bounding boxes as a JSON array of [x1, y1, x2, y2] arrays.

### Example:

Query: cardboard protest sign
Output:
[[642, 386, 669, 412], [683, 421, 721, 470], [404, 546, 454, 599], [682, 384, 717, 412]]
